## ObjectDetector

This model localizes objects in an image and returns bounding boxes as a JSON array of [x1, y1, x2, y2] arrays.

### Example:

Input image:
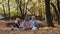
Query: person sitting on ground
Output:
[[12, 18, 22, 30], [21, 16, 32, 30], [30, 16, 39, 30]]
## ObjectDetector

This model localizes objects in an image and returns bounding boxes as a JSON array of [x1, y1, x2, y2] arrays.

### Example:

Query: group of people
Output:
[[12, 16, 39, 30]]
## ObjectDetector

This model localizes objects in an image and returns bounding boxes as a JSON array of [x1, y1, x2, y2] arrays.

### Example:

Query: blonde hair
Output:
[[32, 16, 36, 20], [16, 18, 20, 21]]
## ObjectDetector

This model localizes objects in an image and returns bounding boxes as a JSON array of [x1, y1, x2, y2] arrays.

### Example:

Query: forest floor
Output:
[[0, 20, 60, 34]]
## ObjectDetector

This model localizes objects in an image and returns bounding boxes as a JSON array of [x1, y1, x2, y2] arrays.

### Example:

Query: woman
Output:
[[21, 16, 32, 30], [30, 16, 39, 30], [13, 18, 21, 28]]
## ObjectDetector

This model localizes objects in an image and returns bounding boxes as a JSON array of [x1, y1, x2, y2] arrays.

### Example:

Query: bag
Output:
[[32, 26, 38, 31]]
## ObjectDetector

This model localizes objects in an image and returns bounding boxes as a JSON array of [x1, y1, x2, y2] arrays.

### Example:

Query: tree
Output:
[[45, 0, 54, 27], [57, 0, 60, 13], [15, 0, 19, 16], [57, 0, 60, 24], [2, 4, 6, 17], [8, 0, 10, 18], [19, 0, 31, 19], [50, 3, 60, 24], [50, 0, 60, 24]]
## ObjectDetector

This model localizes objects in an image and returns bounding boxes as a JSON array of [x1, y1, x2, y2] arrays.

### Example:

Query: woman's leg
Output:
[[13, 23, 19, 28]]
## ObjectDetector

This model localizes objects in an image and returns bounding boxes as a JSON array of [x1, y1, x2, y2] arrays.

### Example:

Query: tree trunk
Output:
[[39, 9, 42, 21], [57, 0, 60, 13], [16, 0, 19, 16], [50, 3, 60, 24], [19, 0, 26, 20], [8, 0, 10, 19], [19, 0, 22, 15], [57, 0, 60, 24], [2, 4, 6, 16], [45, 0, 54, 27]]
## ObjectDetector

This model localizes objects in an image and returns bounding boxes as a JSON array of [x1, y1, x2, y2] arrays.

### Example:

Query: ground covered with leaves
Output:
[[0, 20, 60, 34]]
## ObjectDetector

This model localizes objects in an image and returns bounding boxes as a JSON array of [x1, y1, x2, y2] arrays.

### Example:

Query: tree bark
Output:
[[8, 0, 10, 19], [2, 4, 6, 16], [45, 0, 54, 27], [15, 0, 19, 16], [57, 0, 60, 24], [50, 3, 60, 24]]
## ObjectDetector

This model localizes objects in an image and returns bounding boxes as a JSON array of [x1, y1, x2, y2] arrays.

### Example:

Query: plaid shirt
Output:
[[21, 20, 32, 29]]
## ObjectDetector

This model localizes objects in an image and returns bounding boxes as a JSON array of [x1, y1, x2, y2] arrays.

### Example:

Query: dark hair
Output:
[[25, 15, 29, 18]]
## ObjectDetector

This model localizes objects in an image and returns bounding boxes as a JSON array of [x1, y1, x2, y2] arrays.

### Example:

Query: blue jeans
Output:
[[13, 23, 19, 28]]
